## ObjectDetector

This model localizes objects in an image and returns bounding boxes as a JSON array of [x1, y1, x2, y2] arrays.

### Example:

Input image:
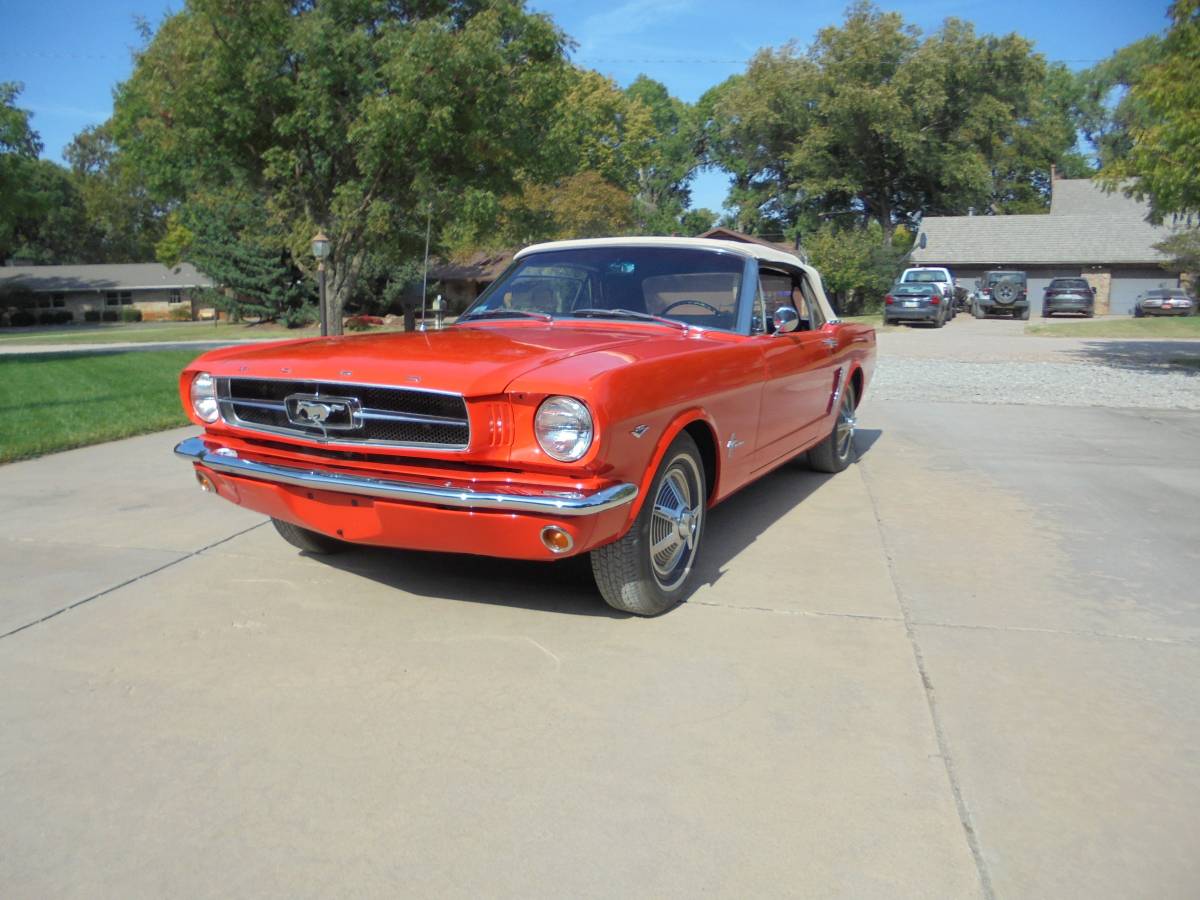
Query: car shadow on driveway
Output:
[[1065, 340, 1200, 375], [310, 429, 882, 617]]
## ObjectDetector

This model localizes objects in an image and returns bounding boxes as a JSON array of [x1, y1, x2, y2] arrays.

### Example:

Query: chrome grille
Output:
[[217, 377, 470, 449]]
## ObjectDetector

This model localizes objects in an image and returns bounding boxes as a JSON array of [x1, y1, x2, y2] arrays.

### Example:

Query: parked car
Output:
[[899, 267, 958, 312], [1133, 288, 1195, 317], [883, 282, 951, 327], [1042, 278, 1096, 318], [174, 237, 876, 616], [973, 270, 1029, 319]]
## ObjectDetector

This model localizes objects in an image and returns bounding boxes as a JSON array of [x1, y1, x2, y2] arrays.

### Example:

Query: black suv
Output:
[[973, 271, 1029, 320]]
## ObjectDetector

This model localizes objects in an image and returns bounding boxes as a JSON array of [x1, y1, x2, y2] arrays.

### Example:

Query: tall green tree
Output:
[[701, 2, 1086, 239], [112, 0, 570, 334], [0, 83, 43, 262], [65, 124, 165, 262], [1099, 0, 1200, 220]]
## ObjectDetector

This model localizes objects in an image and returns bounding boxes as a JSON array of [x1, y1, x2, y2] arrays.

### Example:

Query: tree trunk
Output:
[[325, 248, 366, 336]]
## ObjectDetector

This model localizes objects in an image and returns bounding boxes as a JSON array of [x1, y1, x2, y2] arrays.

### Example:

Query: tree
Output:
[[0, 83, 43, 262], [801, 221, 909, 314], [180, 189, 315, 326], [622, 76, 702, 232], [65, 124, 165, 262], [1099, 0, 1200, 220], [112, 0, 570, 334], [701, 3, 1085, 239], [1077, 36, 1162, 169]]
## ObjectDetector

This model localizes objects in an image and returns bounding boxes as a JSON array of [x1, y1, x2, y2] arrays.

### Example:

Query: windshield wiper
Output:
[[569, 308, 687, 330], [459, 308, 552, 322]]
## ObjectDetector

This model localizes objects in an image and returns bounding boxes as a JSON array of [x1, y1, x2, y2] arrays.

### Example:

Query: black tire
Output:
[[808, 382, 857, 474], [1133, 306, 1144, 318], [271, 517, 350, 554], [1043, 310, 1052, 318], [1019, 306, 1030, 321], [590, 433, 706, 617], [973, 304, 986, 319], [934, 311, 946, 328]]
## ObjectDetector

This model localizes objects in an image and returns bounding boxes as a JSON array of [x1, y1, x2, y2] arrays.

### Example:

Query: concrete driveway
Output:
[[2, 331, 1198, 897]]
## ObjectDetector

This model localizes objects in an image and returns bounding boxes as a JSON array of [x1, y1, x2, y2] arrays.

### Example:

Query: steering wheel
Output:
[[661, 298, 722, 315]]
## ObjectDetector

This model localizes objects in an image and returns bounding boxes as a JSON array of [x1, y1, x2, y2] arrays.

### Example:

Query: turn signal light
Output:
[[195, 470, 217, 493], [540, 525, 574, 554], [884, 295, 895, 305]]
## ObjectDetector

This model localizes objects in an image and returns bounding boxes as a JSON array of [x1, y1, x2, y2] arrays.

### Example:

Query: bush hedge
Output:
[[83, 310, 101, 322], [101, 310, 119, 322], [36, 310, 74, 325], [119, 308, 143, 322]]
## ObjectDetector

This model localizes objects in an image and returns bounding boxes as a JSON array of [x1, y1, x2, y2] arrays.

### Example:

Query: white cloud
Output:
[[577, 0, 694, 51]]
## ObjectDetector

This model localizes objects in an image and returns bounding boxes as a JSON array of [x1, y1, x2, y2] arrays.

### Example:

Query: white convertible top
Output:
[[514, 236, 839, 323]]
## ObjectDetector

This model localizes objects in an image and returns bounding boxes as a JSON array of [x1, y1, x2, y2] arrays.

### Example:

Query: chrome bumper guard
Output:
[[174, 436, 637, 517]]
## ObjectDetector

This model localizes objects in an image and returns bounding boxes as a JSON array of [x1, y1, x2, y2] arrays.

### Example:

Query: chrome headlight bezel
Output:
[[189, 371, 220, 423], [534, 396, 594, 462]]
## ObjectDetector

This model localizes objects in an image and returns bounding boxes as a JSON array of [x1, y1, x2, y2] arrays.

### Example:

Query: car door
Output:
[[753, 268, 838, 465]]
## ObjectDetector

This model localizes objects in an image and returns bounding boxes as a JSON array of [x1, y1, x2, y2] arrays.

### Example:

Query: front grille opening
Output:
[[218, 378, 470, 449]]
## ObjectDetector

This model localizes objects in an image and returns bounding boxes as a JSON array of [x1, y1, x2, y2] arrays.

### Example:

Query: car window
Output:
[[464, 246, 746, 331], [756, 270, 792, 335], [903, 270, 947, 283], [1050, 279, 1090, 290]]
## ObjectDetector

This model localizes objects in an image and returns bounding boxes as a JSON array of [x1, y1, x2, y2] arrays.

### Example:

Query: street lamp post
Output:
[[311, 230, 331, 336]]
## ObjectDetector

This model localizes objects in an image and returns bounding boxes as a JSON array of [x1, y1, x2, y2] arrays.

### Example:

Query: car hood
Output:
[[194, 324, 661, 396]]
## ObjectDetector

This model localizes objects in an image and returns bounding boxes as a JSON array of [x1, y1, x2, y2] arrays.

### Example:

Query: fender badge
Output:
[[631, 425, 650, 438], [725, 434, 745, 458]]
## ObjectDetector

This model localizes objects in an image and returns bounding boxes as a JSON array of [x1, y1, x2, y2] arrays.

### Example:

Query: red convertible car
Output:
[[175, 237, 876, 615]]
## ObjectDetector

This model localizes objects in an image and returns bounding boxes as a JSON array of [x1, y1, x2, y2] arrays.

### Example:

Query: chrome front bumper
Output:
[[174, 436, 638, 516]]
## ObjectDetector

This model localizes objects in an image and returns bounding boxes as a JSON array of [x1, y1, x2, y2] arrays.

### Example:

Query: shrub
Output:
[[84, 310, 101, 322], [120, 308, 143, 323], [10, 310, 37, 327], [169, 305, 193, 321], [101, 310, 119, 322], [56, 310, 75, 324], [344, 315, 379, 331]]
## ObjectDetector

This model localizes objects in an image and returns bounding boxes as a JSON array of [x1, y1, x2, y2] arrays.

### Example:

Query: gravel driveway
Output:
[[872, 317, 1200, 409]]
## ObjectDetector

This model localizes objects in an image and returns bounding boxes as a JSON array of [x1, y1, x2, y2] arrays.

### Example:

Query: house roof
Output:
[[911, 179, 1177, 267], [429, 251, 514, 282], [0, 262, 213, 293], [697, 227, 796, 255]]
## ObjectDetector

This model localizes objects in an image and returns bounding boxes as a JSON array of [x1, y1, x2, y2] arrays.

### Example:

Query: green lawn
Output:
[[0, 350, 199, 463], [840, 314, 901, 332], [0, 321, 321, 346], [1025, 317, 1200, 338]]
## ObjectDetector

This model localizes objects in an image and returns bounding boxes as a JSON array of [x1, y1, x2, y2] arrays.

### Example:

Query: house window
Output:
[[36, 297, 52, 309], [52, 293, 66, 309], [169, 290, 183, 304], [105, 291, 133, 306]]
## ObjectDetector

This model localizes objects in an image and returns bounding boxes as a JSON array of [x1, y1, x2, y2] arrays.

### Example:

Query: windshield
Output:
[[893, 284, 936, 296], [903, 270, 948, 283], [460, 246, 747, 331]]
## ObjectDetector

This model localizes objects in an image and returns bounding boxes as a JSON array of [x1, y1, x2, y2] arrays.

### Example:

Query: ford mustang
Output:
[[175, 237, 876, 615]]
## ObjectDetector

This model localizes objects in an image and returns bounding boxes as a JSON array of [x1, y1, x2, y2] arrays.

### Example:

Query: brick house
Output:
[[0, 262, 213, 321]]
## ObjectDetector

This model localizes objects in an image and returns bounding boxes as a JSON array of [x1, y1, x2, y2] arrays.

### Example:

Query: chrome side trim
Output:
[[174, 437, 638, 517]]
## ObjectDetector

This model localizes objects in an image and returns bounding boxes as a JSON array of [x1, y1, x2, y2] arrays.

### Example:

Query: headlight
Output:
[[189, 372, 220, 423], [534, 396, 593, 462]]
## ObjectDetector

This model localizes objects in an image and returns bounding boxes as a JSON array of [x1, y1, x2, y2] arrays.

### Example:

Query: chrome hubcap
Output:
[[836, 394, 856, 459], [650, 459, 703, 590]]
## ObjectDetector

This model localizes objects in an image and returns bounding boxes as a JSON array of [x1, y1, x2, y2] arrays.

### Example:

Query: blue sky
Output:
[[2, 0, 1172, 212]]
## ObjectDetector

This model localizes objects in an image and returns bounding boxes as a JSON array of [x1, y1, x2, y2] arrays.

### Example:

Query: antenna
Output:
[[419, 202, 432, 330]]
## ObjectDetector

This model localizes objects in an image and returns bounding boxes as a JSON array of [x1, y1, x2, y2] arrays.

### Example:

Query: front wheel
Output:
[[591, 433, 706, 616], [808, 382, 857, 474], [271, 517, 350, 554]]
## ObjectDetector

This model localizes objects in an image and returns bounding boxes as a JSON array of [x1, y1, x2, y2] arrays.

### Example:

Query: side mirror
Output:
[[773, 306, 800, 334]]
